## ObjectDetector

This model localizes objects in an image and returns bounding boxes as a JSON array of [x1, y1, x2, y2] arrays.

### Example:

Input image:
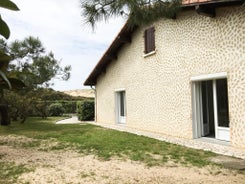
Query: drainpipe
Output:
[[90, 85, 97, 122]]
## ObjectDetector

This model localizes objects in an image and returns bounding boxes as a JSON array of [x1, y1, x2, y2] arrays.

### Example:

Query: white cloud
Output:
[[1, 0, 125, 91]]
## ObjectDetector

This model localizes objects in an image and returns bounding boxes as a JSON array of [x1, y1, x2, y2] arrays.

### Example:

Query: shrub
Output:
[[33, 101, 49, 118], [59, 101, 77, 114], [49, 103, 65, 116], [77, 100, 94, 121]]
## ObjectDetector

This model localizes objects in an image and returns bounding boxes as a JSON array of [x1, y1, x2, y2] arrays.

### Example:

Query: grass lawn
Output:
[[0, 117, 217, 168]]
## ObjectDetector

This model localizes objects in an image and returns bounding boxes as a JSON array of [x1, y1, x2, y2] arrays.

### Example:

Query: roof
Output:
[[84, 0, 244, 86], [84, 23, 136, 86], [182, 0, 212, 4]]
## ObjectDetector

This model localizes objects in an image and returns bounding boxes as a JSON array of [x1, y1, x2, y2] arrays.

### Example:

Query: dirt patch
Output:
[[0, 135, 36, 146], [0, 137, 244, 184], [210, 155, 245, 170]]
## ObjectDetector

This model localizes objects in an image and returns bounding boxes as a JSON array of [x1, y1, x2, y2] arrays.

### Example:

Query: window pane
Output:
[[201, 81, 214, 126], [201, 80, 215, 136], [216, 79, 229, 127], [144, 27, 155, 54], [120, 91, 125, 116]]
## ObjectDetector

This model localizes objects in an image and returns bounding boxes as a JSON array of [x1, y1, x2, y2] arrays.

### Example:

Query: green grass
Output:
[[0, 162, 32, 184], [0, 117, 217, 167]]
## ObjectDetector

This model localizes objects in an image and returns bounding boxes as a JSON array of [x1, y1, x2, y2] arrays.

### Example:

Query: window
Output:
[[144, 27, 155, 54], [116, 90, 126, 124], [119, 91, 125, 117]]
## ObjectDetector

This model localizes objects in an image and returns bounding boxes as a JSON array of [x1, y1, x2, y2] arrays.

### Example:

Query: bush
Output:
[[59, 101, 77, 114], [33, 101, 49, 118], [49, 103, 65, 116], [77, 100, 94, 121]]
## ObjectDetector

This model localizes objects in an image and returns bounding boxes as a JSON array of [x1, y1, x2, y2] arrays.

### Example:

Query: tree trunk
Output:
[[0, 104, 10, 126], [20, 117, 26, 124]]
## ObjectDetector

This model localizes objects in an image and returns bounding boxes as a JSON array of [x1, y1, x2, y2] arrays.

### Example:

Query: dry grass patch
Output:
[[0, 117, 244, 183]]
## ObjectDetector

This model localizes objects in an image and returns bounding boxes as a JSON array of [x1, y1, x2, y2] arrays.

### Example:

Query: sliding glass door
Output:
[[193, 78, 230, 141]]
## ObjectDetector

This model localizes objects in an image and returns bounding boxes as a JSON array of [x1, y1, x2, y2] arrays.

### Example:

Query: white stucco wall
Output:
[[95, 6, 245, 148]]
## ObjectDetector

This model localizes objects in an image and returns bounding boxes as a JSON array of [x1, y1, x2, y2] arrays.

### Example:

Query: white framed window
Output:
[[115, 90, 126, 124]]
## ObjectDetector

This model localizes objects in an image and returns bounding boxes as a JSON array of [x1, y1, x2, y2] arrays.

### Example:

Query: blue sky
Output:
[[2, 0, 125, 91]]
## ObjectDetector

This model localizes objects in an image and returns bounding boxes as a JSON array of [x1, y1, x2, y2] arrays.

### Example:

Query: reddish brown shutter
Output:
[[144, 27, 155, 54]]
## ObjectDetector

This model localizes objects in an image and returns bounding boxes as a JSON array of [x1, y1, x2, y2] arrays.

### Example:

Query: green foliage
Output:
[[0, 50, 12, 91], [77, 100, 94, 121], [0, 70, 11, 89], [0, 17, 10, 41], [0, 30, 73, 124], [0, 48, 12, 92], [0, 1, 26, 127], [59, 101, 77, 114], [5, 91, 33, 123], [36, 88, 85, 101], [0, 0, 19, 39], [7, 36, 71, 89], [0, 0, 19, 11], [0, 35, 71, 124], [0, 43, 12, 92], [0, 1, 19, 89], [49, 103, 65, 116], [5, 88, 89, 122], [33, 101, 49, 118], [0, 0, 20, 90], [5, 89, 47, 122], [81, 0, 181, 28]]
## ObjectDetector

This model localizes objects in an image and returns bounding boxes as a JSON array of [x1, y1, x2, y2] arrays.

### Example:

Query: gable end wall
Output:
[[95, 6, 245, 149]]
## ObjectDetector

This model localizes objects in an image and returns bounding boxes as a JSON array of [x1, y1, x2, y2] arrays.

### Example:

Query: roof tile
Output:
[[182, 0, 211, 4]]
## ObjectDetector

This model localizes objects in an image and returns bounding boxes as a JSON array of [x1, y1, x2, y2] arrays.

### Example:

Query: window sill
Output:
[[143, 50, 156, 58]]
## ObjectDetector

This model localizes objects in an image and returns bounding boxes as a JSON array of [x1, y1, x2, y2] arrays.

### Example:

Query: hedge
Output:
[[77, 100, 94, 121], [49, 103, 65, 116], [59, 101, 77, 114]]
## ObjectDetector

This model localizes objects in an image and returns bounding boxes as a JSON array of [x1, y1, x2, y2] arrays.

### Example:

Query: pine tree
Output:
[[81, 0, 181, 28]]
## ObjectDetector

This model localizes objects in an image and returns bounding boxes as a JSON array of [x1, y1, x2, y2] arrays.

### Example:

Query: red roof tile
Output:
[[182, 0, 212, 4]]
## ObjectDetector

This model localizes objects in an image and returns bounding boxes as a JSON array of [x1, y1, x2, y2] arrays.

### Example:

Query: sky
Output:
[[2, 0, 125, 91]]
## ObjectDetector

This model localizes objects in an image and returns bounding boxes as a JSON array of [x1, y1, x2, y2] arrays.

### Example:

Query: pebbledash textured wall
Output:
[[95, 6, 245, 148]]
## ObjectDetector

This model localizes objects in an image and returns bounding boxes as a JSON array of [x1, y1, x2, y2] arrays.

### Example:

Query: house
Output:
[[84, 0, 245, 149]]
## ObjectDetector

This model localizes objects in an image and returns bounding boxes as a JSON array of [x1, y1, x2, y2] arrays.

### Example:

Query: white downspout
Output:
[[90, 85, 97, 122]]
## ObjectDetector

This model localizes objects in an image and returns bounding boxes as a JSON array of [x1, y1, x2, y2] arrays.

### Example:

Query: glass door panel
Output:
[[116, 91, 126, 124], [216, 79, 229, 128]]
